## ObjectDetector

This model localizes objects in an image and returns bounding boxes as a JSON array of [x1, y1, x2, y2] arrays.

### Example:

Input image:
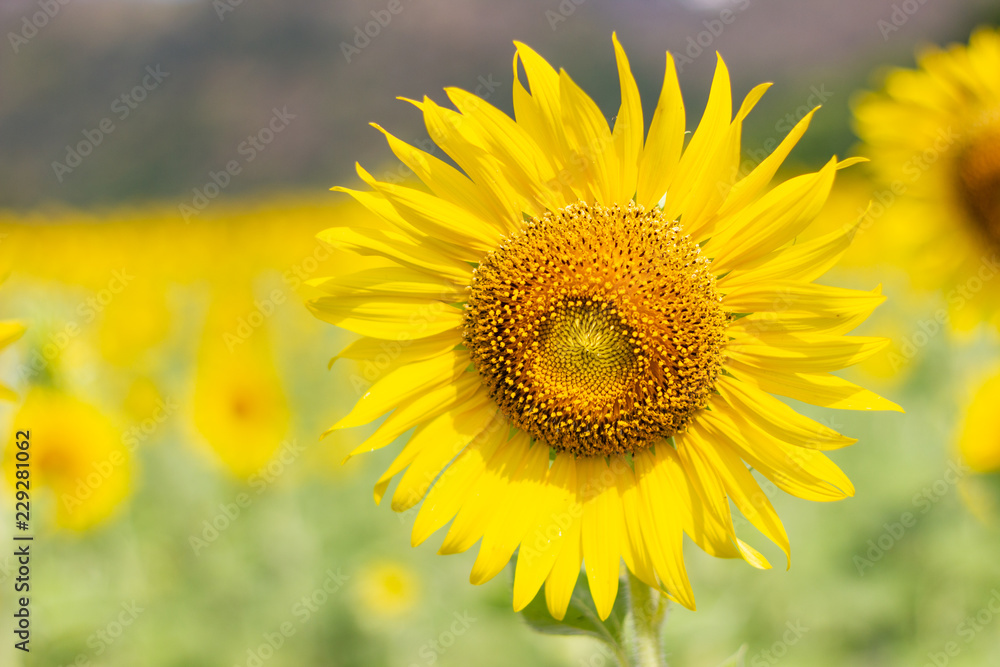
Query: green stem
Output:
[[624, 569, 670, 667]]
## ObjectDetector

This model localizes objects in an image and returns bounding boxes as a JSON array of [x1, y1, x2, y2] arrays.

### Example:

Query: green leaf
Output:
[[512, 556, 628, 649], [717, 644, 749, 667]]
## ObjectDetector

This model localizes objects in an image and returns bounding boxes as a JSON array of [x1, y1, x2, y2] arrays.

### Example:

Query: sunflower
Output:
[[853, 27, 1000, 331], [0, 317, 24, 400], [956, 368, 1000, 524], [4, 388, 130, 531], [192, 290, 291, 478], [309, 35, 900, 620], [354, 559, 420, 619]]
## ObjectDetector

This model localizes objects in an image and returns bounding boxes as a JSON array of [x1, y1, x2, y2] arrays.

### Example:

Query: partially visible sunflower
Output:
[[3, 388, 130, 531], [310, 35, 900, 620], [354, 559, 420, 619], [192, 290, 290, 478], [853, 27, 1000, 331], [0, 317, 24, 400], [956, 368, 1000, 524]]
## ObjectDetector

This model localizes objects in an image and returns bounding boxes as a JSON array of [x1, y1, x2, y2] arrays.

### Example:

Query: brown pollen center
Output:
[[957, 117, 1000, 244], [463, 202, 727, 457]]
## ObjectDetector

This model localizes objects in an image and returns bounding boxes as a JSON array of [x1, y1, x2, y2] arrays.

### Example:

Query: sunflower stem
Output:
[[624, 569, 670, 667]]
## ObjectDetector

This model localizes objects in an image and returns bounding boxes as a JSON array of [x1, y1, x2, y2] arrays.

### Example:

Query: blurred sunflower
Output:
[[355, 559, 420, 618], [854, 27, 1000, 330], [193, 291, 291, 479], [956, 369, 1000, 524], [310, 36, 899, 620], [0, 317, 25, 400], [3, 388, 130, 531]]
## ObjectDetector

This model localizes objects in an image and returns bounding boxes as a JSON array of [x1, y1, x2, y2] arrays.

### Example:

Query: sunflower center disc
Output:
[[957, 118, 1000, 243], [464, 202, 727, 457]]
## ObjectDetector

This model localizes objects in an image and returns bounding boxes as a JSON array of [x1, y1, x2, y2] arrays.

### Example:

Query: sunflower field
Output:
[[1, 1, 999, 666]]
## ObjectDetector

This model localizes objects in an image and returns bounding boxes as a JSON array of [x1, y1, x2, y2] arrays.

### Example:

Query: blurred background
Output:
[[1, 0, 999, 665]]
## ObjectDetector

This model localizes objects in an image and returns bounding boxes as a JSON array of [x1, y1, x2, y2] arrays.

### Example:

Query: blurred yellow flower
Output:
[[193, 292, 291, 479], [3, 388, 130, 531], [854, 27, 1000, 330], [312, 36, 898, 621], [355, 560, 420, 618], [957, 369, 1000, 475], [98, 280, 172, 367], [0, 318, 25, 400], [956, 369, 1000, 524]]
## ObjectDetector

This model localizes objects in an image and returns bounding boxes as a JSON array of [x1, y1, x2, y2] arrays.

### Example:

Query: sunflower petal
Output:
[[391, 395, 499, 510], [341, 372, 483, 461], [717, 107, 819, 218], [316, 224, 472, 283], [579, 457, 623, 620], [719, 218, 860, 288], [371, 123, 504, 227], [307, 295, 463, 339], [438, 432, 532, 554], [410, 423, 510, 547], [721, 281, 886, 316], [636, 52, 685, 209], [702, 405, 855, 502], [330, 329, 460, 370], [633, 448, 696, 610], [560, 68, 617, 203], [470, 438, 551, 585], [685, 421, 792, 567], [714, 375, 855, 450], [543, 508, 584, 621], [709, 158, 838, 272], [327, 350, 468, 431], [512, 452, 579, 611], [611, 33, 643, 204], [726, 333, 890, 373], [726, 359, 904, 412]]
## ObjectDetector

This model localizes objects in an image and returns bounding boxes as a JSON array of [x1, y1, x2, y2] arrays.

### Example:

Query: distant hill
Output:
[[0, 0, 993, 211]]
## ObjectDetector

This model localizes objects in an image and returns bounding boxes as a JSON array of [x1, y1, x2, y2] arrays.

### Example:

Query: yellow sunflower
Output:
[[853, 27, 1000, 331], [956, 368, 1000, 524], [309, 35, 900, 620], [0, 317, 24, 400], [4, 388, 130, 531], [958, 369, 1000, 475], [192, 290, 291, 479]]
